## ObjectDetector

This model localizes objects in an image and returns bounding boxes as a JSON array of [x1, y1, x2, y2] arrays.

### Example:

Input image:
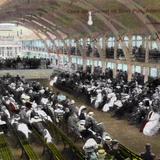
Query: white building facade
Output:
[[0, 36, 22, 59]]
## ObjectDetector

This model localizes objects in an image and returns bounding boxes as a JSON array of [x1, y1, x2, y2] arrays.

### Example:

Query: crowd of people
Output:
[[0, 72, 158, 159], [0, 56, 51, 69], [61, 43, 160, 63], [0, 73, 133, 160], [52, 69, 160, 138], [51, 69, 160, 159], [133, 46, 160, 62]]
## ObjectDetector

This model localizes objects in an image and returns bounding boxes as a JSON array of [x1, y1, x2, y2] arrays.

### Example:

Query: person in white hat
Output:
[[33, 104, 52, 122], [68, 99, 79, 114], [83, 138, 98, 160], [78, 105, 87, 120], [94, 89, 103, 109], [39, 87, 45, 95], [21, 92, 30, 104], [85, 112, 98, 136], [87, 112, 95, 117], [102, 92, 117, 112], [49, 75, 58, 86], [143, 105, 160, 136], [54, 104, 65, 123], [43, 129, 52, 143], [11, 114, 31, 139], [9, 82, 16, 90], [41, 97, 49, 105], [16, 86, 24, 92]]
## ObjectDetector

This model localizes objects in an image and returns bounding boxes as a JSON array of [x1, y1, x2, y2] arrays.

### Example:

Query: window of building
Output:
[[118, 63, 128, 71], [87, 59, 90, 65], [123, 64, 128, 71], [151, 41, 158, 49], [124, 36, 129, 47], [133, 65, 141, 73], [77, 58, 83, 65], [108, 37, 115, 48], [150, 68, 158, 77], [98, 61, 102, 67], [117, 63, 123, 70], [65, 39, 70, 46], [87, 38, 91, 45], [79, 38, 83, 46], [107, 62, 114, 69], [71, 39, 76, 47], [87, 59, 92, 65], [132, 35, 142, 47], [54, 40, 58, 47], [63, 55, 69, 64], [71, 57, 76, 63], [94, 60, 98, 67]]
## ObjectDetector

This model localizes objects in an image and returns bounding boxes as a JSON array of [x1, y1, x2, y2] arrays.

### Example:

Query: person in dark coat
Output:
[[140, 143, 155, 160]]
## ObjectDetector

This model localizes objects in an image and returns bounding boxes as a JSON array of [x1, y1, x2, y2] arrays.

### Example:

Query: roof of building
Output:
[[0, 0, 160, 39]]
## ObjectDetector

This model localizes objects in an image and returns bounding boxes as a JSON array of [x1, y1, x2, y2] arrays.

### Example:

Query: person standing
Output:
[[140, 144, 155, 160]]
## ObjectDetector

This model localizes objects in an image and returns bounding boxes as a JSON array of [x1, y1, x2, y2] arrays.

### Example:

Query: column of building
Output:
[[144, 35, 150, 82], [101, 37, 107, 73], [113, 37, 118, 78], [75, 40, 79, 71], [68, 38, 72, 71], [127, 35, 133, 81], [90, 38, 95, 74], [62, 39, 69, 67], [80, 38, 87, 72]]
